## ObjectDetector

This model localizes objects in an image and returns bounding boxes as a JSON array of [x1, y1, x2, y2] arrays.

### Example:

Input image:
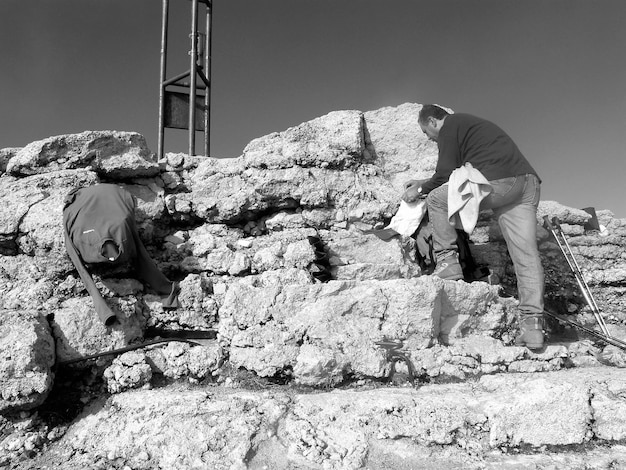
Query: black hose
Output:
[[57, 338, 203, 367]]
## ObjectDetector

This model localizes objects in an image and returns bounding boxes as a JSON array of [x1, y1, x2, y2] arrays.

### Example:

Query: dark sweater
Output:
[[63, 184, 178, 325], [420, 113, 539, 194]]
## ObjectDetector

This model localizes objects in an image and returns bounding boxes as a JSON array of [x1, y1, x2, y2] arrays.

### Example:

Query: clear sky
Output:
[[2, 0, 625, 217]]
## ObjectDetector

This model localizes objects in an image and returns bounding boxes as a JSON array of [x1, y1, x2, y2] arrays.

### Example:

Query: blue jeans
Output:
[[426, 174, 544, 314]]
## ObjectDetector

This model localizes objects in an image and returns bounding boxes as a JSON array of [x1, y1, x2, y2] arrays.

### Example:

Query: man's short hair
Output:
[[418, 104, 450, 123]]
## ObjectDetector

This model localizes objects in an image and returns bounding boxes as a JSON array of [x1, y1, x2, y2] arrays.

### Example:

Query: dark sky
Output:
[[2, 0, 625, 217]]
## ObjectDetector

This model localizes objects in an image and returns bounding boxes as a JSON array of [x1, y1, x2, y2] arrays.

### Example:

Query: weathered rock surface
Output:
[[0, 170, 98, 256], [325, 228, 419, 280], [101, 340, 223, 395], [144, 340, 223, 383], [103, 351, 152, 394], [218, 277, 504, 384], [0, 103, 625, 468], [11, 367, 626, 470], [50, 297, 144, 364], [242, 109, 366, 170], [0, 310, 55, 413], [0, 148, 19, 175], [363, 102, 439, 191], [6, 131, 159, 179]]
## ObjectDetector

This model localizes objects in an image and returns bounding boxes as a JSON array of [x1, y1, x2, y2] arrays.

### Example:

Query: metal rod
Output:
[[547, 218, 610, 335], [544, 216, 611, 336], [553, 219, 611, 336], [560, 232, 605, 316], [544, 311, 626, 351], [188, 0, 199, 156], [158, 0, 170, 160], [197, 68, 210, 88], [163, 70, 191, 88], [170, 82, 207, 90], [204, 0, 212, 157]]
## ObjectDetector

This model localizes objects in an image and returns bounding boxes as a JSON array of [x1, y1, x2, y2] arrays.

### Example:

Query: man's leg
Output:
[[496, 206, 545, 313], [490, 175, 544, 349], [426, 184, 463, 280], [492, 177, 544, 315]]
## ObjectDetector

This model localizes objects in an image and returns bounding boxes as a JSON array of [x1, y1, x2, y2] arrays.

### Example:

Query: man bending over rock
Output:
[[403, 105, 545, 349], [63, 183, 179, 326]]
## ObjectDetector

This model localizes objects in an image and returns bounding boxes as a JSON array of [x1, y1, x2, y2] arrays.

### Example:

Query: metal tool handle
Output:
[[544, 214, 611, 337]]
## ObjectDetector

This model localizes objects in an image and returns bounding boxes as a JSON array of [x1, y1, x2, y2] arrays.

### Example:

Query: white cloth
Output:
[[385, 200, 427, 237], [447, 163, 492, 234]]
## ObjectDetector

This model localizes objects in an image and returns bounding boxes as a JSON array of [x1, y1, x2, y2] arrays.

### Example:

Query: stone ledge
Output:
[[18, 367, 626, 470]]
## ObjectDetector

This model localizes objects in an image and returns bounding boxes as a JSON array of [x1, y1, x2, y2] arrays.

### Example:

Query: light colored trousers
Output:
[[426, 174, 544, 314]]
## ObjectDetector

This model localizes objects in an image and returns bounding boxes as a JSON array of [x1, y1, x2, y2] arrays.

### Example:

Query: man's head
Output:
[[418, 104, 450, 142]]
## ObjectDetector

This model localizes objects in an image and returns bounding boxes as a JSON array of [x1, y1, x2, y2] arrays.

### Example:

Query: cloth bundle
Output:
[[447, 162, 492, 234]]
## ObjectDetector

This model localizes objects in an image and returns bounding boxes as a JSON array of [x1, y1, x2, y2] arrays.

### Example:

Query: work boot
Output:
[[515, 313, 544, 350], [432, 252, 463, 281]]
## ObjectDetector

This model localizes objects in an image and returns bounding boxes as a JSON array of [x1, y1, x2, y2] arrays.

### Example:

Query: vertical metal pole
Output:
[[158, 0, 169, 160], [204, 1, 212, 157], [189, 0, 199, 156]]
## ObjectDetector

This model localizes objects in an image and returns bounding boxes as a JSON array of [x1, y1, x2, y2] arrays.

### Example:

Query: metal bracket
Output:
[[375, 339, 417, 384]]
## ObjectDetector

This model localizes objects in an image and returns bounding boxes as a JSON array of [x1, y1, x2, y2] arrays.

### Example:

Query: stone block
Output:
[[6, 131, 158, 178], [0, 310, 55, 413], [50, 297, 144, 363]]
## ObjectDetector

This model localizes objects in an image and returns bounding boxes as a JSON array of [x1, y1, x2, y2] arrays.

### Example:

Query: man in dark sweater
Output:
[[404, 105, 545, 349], [63, 184, 179, 326]]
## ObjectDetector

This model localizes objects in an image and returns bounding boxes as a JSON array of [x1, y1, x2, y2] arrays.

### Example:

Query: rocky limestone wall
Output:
[[2, 103, 626, 469], [0, 103, 625, 414], [8, 367, 626, 470], [0, 104, 626, 406]]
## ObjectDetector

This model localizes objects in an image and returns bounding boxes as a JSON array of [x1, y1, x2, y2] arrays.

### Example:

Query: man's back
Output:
[[438, 113, 538, 182], [420, 113, 539, 194], [64, 184, 137, 264]]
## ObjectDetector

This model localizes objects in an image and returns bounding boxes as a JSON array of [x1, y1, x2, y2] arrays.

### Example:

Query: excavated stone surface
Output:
[[103, 350, 152, 394], [6, 131, 159, 178], [0, 103, 625, 467], [173, 156, 398, 226], [0, 310, 55, 413], [0, 148, 19, 174], [11, 367, 626, 470], [144, 340, 224, 382], [0, 170, 98, 256], [242, 109, 366, 170], [145, 273, 218, 329], [50, 297, 144, 364], [218, 277, 504, 384], [103, 343, 223, 394], [325, 228, 420, 280], [363, 102, 439, 191], [412, 336, 569, 379]]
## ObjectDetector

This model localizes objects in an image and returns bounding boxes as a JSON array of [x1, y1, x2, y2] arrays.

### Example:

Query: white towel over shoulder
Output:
[[448, 163, 492, 234]]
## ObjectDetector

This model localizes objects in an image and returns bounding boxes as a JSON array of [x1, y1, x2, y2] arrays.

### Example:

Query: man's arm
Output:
[[63, 227, 117, 326], [420, 134, 462, 195]]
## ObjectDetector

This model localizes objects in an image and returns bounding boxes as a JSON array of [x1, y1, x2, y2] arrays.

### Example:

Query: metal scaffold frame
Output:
[[158, 0, 212, 159]]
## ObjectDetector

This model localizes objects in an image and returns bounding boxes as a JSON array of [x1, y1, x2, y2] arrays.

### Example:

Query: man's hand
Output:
[[403, 179, 421, 191], [402, 186, 422, 203], [402, 179, 428, 203]]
